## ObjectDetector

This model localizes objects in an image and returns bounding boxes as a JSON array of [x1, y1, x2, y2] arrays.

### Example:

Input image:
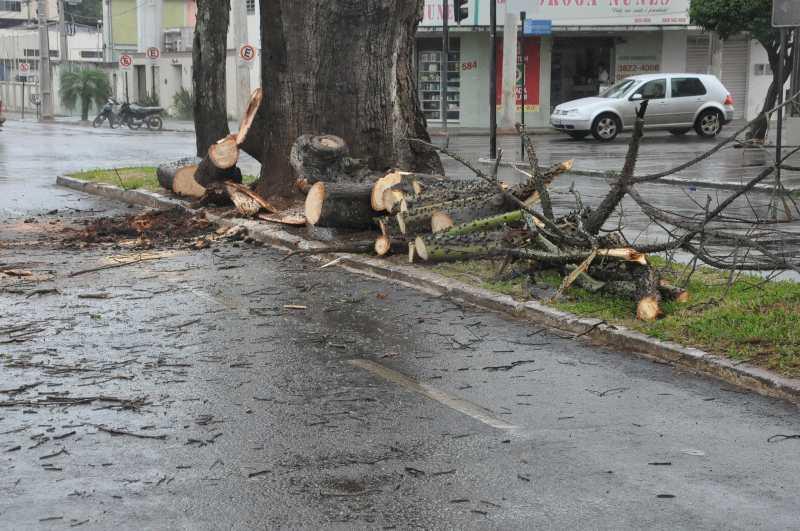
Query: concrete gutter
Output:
[[476, 157, 800, 194], [57, 175, 800, 404]]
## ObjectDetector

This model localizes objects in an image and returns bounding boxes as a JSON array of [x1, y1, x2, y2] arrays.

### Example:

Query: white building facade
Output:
[[418, 0, 769, 128]]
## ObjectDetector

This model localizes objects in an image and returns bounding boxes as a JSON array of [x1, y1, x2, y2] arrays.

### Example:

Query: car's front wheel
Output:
[[694, 109, 722, 137], [591, 113, 620, 141], [567, 131, 590, 140]]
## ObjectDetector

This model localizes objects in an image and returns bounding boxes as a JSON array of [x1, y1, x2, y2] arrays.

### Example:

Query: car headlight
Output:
[[563, 109, 580, 115]]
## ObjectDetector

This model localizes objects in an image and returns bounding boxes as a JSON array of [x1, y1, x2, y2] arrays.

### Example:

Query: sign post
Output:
[[770, 0, 800, 197], [119, 54, 133, 103]]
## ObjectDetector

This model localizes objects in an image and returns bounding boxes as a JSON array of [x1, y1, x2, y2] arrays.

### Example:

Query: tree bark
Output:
[[193, 0, 231, 157], [257, 0, 442, 199]]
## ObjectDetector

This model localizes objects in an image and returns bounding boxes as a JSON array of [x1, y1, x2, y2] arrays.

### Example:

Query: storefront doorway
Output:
[[550, 37, 614, 109]]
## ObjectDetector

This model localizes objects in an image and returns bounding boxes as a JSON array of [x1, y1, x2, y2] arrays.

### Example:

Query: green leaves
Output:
[[689, 0, 775, 45], [59, 68, 111, 119]]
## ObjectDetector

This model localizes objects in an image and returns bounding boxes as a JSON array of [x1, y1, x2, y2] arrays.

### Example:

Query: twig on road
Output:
[[95, 425, 167, 440], [68, 256, 165, 278]]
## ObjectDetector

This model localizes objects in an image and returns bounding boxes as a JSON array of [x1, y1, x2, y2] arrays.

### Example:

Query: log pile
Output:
[[161, 89, 800, 321], [155, 89, 687, 320]]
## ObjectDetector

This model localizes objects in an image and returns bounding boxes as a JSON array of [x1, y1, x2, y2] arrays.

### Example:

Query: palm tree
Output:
[[59, 68, 111, 121]]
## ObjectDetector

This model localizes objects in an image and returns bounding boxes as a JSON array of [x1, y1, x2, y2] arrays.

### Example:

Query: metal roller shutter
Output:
[[721, 36, 750, 119], [686, 36, 710, 74]]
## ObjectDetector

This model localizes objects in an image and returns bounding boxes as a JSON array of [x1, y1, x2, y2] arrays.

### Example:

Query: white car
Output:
[[550, 73, 735, 141]]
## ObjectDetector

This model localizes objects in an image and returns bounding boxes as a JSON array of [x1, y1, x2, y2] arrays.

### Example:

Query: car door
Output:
[[631, 78, 669, 127], [666, 76, 708, 125]]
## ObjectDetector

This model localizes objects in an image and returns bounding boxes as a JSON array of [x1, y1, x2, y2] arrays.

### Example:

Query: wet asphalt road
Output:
[[2, 119, 800, 529], [4, 214, 800, 530]]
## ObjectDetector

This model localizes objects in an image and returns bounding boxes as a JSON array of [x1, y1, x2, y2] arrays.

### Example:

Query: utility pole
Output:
[[106, 0, 114, 63], [232, 0, 250, 116], [58, 0, 68, 66], [37, 0, 54, 119]]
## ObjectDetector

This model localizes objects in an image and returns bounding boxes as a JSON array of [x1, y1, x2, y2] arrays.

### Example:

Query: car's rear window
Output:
[[671, 77, 707, 97]]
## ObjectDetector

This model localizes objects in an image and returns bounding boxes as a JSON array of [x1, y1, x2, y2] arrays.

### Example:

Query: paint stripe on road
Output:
[[347, 359, 518, 431]]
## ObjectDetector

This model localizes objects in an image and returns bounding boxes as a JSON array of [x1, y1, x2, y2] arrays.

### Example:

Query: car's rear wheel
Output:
[[591, 113, 620, 141], [694, 109, 722, 137], [669, 128, 691, 136], [567, 131, 590, 140]]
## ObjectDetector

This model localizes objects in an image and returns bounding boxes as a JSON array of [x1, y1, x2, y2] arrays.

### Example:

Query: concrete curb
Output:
[[57, 175, 800, 404], [476, 157, 800, 194]]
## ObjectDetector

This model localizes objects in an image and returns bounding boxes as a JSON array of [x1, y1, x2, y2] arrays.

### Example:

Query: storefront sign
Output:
[[523, 19, 552, 35], [496, 38, 541, 112], [421, 0, 477, 25], [422, 0, 690, 27]]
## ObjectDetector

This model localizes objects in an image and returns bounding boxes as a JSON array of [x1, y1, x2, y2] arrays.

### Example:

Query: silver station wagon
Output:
[[550, 73, 735, 141]]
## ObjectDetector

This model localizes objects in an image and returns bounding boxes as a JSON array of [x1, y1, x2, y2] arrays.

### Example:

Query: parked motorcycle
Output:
[[92, 98, 119, 128], [118, 102, 164, 131]]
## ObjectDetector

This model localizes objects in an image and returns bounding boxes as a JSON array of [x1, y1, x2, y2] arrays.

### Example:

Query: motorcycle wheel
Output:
[[127, 119, 141, 130], [146, 116, 163, 131], [92, 115, 104, 128]]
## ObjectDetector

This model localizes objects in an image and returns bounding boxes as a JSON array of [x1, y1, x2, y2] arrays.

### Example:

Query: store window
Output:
[[417, 38, 460, 122], [246, 0, 255, 15], [550, 37, 613, 108]]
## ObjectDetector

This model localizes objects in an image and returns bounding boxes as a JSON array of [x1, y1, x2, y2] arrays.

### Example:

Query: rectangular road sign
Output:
[[523, 19, 552, 36], [773, 0, 800, 27]]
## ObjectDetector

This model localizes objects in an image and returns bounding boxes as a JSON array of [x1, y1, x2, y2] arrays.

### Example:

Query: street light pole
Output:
[[37, 0, 54, 119], [440, 0, 449, 136], [519, 11, 526, 158], [489, 0, 497, 160]]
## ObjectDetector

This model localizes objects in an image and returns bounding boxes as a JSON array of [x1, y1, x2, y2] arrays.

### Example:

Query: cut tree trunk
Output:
[[195, 135, 243, 187], [257, 0, 442, 199], [305, 181, 377, 229], [193, 0, 231, 157], [236, 88, 265, 161], [290, 134, 358, 187], [156, 157, 204, 198]]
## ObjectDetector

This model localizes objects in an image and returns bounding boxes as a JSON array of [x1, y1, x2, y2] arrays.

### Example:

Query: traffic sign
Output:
[[523, 19, 552, 36], [773, 0, 800, 27], [18, 62, 30, 73], [119, 54, 133, 69], [239, 44, 257, 63], [146, 47, 160, 61]]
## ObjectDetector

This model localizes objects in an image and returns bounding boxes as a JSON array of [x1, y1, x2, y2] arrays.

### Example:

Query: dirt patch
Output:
[[61, 208, 213, 249]]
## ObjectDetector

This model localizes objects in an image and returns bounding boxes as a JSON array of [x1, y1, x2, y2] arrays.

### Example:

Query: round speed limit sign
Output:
[[239, 44, 257, 63]]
